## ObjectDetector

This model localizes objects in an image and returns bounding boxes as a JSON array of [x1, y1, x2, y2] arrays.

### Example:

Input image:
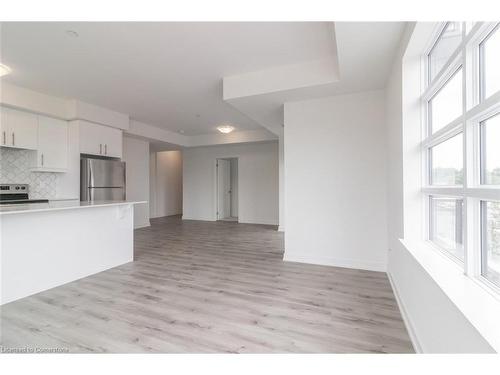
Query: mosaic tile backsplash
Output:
[[0, 148, 58, 199]]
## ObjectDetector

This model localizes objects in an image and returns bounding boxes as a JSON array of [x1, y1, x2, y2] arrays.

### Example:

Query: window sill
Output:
[[400, 238, 500, 352]]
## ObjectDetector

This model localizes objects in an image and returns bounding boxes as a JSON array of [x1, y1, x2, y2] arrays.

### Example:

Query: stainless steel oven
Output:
[[0, 184, 49, 205]]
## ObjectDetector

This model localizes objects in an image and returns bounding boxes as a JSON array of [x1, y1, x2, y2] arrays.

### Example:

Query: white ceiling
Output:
[[1, 22, 336, 135], [224, 22, 407, 134]]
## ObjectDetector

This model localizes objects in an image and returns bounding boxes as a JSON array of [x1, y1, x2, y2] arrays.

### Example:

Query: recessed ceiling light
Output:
[[216, 125, 235, 134], [0, 63, 12, 77], [66, 30, 79, 38]]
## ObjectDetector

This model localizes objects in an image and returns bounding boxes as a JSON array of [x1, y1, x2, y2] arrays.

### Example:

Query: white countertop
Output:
[[0, 200, 146, 215]]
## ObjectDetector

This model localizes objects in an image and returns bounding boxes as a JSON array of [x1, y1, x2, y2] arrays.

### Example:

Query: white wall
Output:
[[189, 129, 277, 147], [1, 82, 130, 130], [122, 136, 150, 228], [0, 82, 70, 119], [278, 129, 285, 231], [385, 24, 494, 353], [230, 158, 238, 217], [149, 152, 157, 218], [150, 150, 183, 218], [129, 120, 189, 147], [283, 90, 388, 272], [69, 100, 129, 130], [183, 142, 278, 225]]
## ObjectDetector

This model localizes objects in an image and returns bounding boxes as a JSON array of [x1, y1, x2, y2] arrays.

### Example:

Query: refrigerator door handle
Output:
[[88, 159, 94, 188]]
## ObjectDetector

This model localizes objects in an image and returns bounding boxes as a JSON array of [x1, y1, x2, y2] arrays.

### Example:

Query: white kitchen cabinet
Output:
[[0, 106, 38, 150], [102, 126, 123, 158], [78, 120, 102, 156], [79, 120, 122, 158], [32, 115, 68, 172]]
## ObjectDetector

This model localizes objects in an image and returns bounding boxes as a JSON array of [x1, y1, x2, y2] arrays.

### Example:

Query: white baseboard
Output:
[[151, 212, 182, 219], [239, 219, 279, 226], [181, 215, 215, 222], [278, 225, 285, 232], [387, 271, 422, 353], [182, 216, 278, 226], [283, 252, 387, 272], [134, 220, 150, 229]]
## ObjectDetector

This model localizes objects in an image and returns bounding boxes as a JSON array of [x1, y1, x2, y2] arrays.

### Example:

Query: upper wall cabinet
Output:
[[32, 115, 68, 172], [79, 121, 123, 158], [0, 107, 38, 150]]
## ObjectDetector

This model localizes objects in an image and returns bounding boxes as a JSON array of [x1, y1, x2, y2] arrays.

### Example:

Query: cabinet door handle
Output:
[[12, 132, 15, 146], [41, 153, 44, 166], [104, 144, 107, 155], [99, 144, 102, 154], [2, 131, 5, 145]]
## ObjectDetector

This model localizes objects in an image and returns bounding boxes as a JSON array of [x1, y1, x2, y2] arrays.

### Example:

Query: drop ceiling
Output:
[[1, 22, 336, 135]]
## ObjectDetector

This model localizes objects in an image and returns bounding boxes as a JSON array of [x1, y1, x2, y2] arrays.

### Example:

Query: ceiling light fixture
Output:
[[216, 125, 235, 134], [66, 30, 79, 38], [0, 63, 12, 77]]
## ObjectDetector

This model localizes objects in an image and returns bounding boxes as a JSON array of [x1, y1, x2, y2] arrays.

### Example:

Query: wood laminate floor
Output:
[[0, 216, 413, 353]]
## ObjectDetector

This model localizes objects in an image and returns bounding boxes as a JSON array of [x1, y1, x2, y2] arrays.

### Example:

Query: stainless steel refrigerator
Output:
[[80, 157, 126, 201]]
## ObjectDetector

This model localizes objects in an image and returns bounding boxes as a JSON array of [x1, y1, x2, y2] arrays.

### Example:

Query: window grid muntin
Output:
[[422, 22, 500, 292]]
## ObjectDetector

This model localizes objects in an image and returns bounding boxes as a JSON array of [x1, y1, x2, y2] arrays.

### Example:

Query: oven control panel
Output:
[[0, 184, 29, 193]]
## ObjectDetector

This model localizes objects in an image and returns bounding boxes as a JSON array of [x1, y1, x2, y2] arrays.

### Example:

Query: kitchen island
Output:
[[0, 200, 145, 305]]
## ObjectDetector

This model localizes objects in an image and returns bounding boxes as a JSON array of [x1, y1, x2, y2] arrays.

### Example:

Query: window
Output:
[[422, 22, 500, 292], [480, 24, 500, 100], [482, 201, 500, 287], [430, 197, 464, 260], [430, 133, 463, 185], [480, 113, 500, 185], [466, 22, 476, 35], [428, 22, 463, 81], [428, 68, 463, 133]]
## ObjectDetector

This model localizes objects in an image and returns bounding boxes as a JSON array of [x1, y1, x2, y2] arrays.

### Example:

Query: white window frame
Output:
[[479, 23, 500, 102], [420, 21, 500, 293]]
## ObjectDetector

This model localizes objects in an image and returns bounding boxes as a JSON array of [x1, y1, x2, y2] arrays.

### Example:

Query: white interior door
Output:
[[217, 159, 231, 219]]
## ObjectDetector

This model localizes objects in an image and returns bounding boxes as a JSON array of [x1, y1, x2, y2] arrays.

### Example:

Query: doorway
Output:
[[216, 158, 238, 222]]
